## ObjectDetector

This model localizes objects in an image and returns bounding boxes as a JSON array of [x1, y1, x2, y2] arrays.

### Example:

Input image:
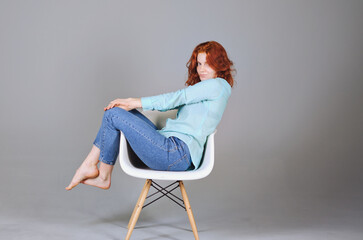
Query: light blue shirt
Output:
[[141, 77, 231, 169]]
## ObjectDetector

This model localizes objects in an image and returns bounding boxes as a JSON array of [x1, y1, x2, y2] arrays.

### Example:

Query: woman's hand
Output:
[[104, 98, 142, 111]]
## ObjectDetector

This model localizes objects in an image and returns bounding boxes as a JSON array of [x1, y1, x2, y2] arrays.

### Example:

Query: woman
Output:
[[66, 41, 234, 190]]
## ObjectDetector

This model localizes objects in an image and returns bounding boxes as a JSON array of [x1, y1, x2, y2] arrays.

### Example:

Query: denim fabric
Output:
[[93, 108, 193, 171]]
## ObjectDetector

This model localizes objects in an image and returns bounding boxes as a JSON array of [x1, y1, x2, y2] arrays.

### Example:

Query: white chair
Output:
[[119, 110, 216, 240]]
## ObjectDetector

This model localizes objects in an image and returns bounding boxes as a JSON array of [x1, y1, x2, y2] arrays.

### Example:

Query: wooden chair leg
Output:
[[127, 179, 150, 229], [179, 181, 199, 240], [126, 179, 152, 240]]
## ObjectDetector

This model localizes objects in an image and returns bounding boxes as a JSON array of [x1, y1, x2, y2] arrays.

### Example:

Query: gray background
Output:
[[1, 0, 362, 239]]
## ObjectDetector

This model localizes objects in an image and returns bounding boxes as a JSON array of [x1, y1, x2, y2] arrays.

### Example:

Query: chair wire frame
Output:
[[142, 180, 187, 210]]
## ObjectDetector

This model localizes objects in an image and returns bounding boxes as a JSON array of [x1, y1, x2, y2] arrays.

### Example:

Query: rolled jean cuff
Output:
[[92, 143, 116, 165], [99, 157, 116, 165], [93, 142, 101, 149]]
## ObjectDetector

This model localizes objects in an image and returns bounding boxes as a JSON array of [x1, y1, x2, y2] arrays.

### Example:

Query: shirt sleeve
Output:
[[141, 78, 228, 111]]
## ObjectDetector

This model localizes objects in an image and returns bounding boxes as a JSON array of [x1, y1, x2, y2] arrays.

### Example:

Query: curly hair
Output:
[[186, 41, 235, 87]]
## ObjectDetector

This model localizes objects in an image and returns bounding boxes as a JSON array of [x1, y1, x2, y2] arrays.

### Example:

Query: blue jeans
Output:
[[93, 108, 193, 171]]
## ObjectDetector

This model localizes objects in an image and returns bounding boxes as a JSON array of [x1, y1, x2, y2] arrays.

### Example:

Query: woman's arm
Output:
[[104, 79, 230, 112], [104, 98, 142, 111], [142, 78, 229, 112]]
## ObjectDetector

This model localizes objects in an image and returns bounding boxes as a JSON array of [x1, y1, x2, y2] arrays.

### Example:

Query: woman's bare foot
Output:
[[81, 175, 111, 189], [65, 162, 99, 190], [66, 145, 101, 190], [81, 162, 114, 190]]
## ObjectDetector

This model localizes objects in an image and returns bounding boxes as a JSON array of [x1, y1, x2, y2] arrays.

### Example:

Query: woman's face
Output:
[[197, 52, 217, 81]]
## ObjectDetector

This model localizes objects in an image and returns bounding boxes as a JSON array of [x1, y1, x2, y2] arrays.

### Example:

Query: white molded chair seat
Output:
[[119, 130, 215, 181]]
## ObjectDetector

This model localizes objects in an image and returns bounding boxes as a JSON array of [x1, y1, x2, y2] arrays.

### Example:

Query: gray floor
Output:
[[1, 206, 362, 240], [1, 170, 362, 240]]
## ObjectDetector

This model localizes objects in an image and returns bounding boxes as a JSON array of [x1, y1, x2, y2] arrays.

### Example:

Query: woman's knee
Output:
[[104, 107, 127, 119]]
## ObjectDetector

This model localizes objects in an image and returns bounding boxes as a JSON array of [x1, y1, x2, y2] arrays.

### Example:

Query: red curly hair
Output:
[[186, 41, 235, 87]]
